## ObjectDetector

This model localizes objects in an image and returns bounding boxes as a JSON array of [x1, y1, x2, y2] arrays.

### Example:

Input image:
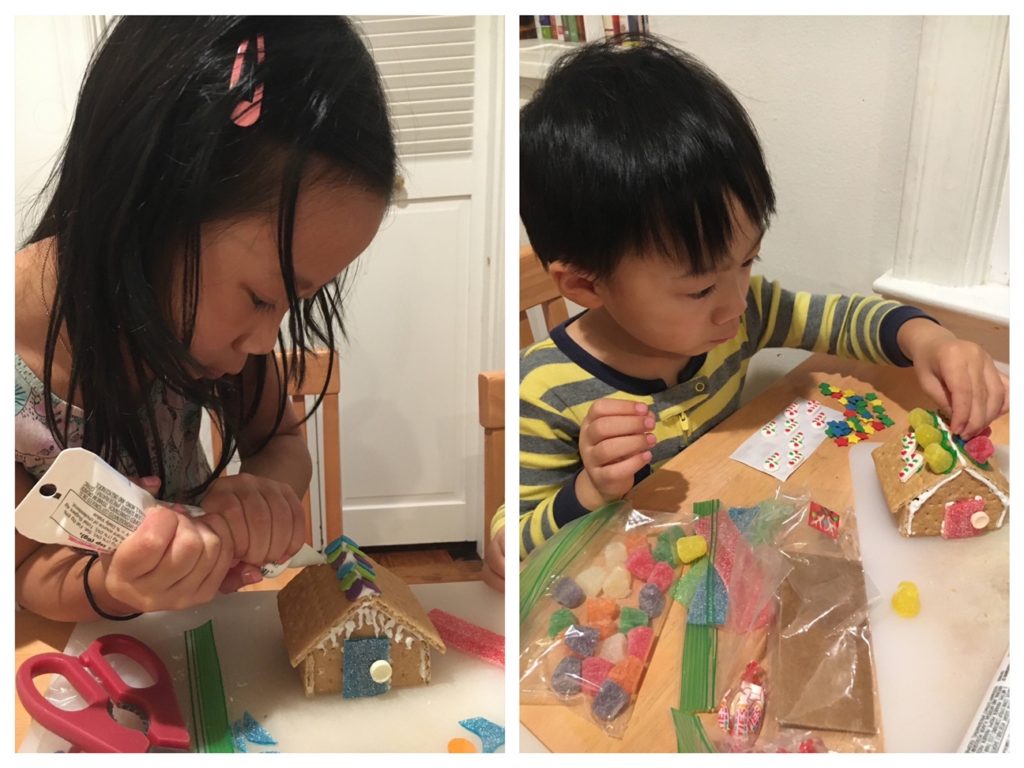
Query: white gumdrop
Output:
[[603, 541, 628, 566], [602, 565, 632, 600], [576, 565, 608, 598], [598, 633, 627, 664]]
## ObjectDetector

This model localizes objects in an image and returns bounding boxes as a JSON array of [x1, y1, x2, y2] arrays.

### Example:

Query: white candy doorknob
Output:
[[370, 659, 392, 683], [970, 511, 990, 530]]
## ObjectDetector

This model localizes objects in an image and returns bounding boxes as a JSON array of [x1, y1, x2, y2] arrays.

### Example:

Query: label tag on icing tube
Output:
[[15, 448, 205, 552], [16, 448, 326, 574]]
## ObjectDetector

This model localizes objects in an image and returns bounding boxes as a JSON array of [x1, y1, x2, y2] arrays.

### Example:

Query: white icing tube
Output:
[[14, 447, 204, 552], [14, 447, 327, 575]]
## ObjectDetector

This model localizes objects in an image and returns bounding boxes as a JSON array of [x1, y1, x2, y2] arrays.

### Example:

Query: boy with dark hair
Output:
[[510, 35, 1008, 559]]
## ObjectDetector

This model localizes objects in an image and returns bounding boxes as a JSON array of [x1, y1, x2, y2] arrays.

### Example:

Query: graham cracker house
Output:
[[277, 539, 445, 698], [872, 411, 1009, 538]]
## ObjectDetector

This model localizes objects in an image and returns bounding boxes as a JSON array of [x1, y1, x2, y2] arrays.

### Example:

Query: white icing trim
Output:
[[419, 644, 429, 682], [315, 603, 425, 653]]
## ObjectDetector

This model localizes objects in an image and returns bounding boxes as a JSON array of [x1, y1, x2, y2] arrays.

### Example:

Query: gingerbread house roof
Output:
[[872, 416, 1009, 513], [277, 556, 445, 668]]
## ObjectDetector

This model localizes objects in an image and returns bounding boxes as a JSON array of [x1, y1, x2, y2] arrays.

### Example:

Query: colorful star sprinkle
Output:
[[818, 383, 894, 446], [458, 717, 505, 753]]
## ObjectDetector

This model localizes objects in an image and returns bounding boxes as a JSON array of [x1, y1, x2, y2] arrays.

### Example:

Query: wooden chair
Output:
[[478, 246, 568, 538], [478, 371, 504, 539], [210, 349, 342, 547], [519, 244, 568, 348]]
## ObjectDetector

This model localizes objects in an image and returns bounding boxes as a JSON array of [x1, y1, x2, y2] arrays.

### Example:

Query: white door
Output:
[[339, 15, 503, 548]]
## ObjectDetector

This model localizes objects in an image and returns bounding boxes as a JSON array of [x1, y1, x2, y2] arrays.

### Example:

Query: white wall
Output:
[[522, 17, 924, 298], [15, 17, 98, 245]]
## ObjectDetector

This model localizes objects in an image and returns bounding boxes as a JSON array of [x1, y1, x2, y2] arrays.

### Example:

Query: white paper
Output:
[[729, 398, 830, 481]]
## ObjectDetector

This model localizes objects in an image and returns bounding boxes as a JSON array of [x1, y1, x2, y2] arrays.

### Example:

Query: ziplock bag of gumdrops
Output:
[[520, 500, 698, 737]]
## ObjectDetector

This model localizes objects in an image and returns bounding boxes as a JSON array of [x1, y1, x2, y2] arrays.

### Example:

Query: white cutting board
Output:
[[19, 581, 504, 753], [850, 443, 1009, 752]]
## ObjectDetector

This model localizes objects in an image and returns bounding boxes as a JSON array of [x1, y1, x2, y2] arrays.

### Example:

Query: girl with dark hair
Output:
[[15, 17, 397, 621]]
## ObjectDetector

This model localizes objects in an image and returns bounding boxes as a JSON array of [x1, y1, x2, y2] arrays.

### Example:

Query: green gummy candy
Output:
[[619, 606, 649, 634], [548, 608, 577, 637], [652, 536, 678, 566], [354, 564, 375, 581], [670, 559, 708, 607]]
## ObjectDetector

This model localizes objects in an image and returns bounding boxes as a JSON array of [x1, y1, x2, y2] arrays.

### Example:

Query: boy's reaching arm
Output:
[[895, 317, 1008, 437], [747, 275, 1007, 436], [747, 274, 928, 366]]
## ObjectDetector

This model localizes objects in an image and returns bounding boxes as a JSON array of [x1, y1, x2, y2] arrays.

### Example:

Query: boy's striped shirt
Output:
[[505, 274, 930, 559]]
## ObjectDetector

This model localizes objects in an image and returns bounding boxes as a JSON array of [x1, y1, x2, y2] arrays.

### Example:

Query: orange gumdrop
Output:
[[448, 737, 477, 753], [623, 532, 650, 553], [593, 618, 617, 640], [586, 597, 620, 624], [607, 655, 644, 694]]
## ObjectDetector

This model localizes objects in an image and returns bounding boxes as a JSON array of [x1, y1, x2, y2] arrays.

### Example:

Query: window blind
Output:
[[357, 15, 475, 159]]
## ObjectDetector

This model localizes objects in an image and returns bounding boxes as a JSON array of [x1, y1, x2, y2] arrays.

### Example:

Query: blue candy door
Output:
[[342, 637, 391, 698]]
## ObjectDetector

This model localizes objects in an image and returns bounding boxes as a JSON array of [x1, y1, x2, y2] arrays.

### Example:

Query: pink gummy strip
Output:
[[428, 608, 505, 668]]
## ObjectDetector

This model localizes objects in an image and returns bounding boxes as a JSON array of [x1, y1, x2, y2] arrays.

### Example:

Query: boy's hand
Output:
[[577, 399, 655, 510], [200, 473, 307, 569], [102, 505, 235, 613], [898, 318, 1009, 438], [482, 528, 505, 593]]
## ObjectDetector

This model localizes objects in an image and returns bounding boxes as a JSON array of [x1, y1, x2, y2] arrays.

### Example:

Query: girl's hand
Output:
[[199, 473, 307, 569], [102, 505, 235, 613], [899, 319, 1009, 438]]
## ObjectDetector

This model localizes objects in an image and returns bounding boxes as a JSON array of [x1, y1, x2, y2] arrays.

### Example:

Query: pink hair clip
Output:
[[229, 33, 265, 127]]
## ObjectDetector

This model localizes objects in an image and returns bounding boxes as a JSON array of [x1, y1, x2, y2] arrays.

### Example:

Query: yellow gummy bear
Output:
[[914, 423, 942, 447], [675, 535, 708, 564], [924, 442, 954, 473], [907, 407, 932, 430], [891, 581, 921, 618]]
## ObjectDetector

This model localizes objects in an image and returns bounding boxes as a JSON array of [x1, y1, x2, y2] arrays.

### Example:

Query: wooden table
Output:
[[520, 352, 1009, 752]]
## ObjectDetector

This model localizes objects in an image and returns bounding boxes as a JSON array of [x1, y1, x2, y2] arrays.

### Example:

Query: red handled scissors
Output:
[[17, 633, 191, 752]]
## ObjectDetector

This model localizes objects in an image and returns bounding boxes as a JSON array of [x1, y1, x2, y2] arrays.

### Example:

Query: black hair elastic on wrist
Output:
[[83, 553, 142, 621]]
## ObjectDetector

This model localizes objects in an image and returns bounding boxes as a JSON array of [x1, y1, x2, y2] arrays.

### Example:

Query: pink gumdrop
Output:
[[965, 435, 994, 464], [647, 562, 675, 593], [626, 546, 656, 581], [580, 656, 615, 695], [627, 626, 654, 660]]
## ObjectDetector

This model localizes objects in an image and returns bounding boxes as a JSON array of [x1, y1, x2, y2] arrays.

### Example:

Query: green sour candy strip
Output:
[[185, 620, 234, 753]]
